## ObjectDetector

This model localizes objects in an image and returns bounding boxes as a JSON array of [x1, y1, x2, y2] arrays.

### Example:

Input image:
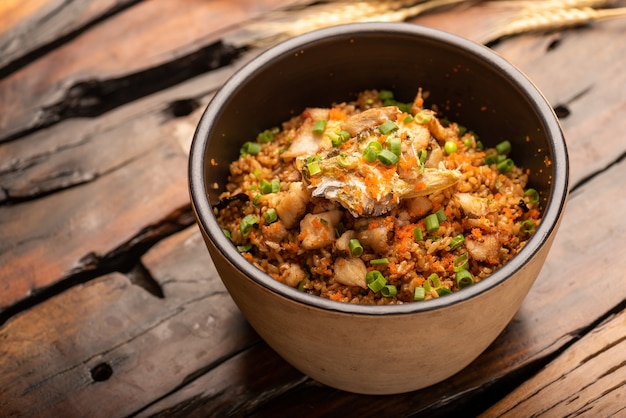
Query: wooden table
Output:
[[1, 1, 625, 416]]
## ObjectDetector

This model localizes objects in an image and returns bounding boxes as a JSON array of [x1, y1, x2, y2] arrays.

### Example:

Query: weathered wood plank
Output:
[[0, 47, 265, 311], [0, 0, 140, 71], [0, 225, 257, 418], [0, 0, 300, 141], [480, 309, 626, 417]]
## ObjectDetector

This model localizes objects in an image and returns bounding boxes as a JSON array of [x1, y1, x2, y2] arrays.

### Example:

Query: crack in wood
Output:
[[0, 0, 144, 78], [2, 40, 243, 143], [0, 204, 195, 325]]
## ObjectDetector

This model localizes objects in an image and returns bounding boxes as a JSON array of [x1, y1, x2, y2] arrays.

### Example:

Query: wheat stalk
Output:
[[485, 6, 626, 42], [488, 0, 615, 12], [239, 0, 469, 46]]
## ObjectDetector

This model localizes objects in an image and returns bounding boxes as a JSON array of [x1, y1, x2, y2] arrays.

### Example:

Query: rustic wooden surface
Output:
[[1, 1, 625, 417]]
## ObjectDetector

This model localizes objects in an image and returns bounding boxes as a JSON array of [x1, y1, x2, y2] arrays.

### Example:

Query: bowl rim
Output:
[[189, 22, 569, 316]]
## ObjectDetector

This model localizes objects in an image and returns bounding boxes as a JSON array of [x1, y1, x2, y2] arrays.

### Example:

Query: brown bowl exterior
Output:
[[189, 23, 568, 394]]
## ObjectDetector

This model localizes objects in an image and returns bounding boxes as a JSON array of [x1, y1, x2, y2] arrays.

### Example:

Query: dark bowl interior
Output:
[[190, 23, 568, 315]]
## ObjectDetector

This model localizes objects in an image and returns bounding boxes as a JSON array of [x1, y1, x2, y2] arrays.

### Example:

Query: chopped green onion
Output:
[[379, 90, 394, 100], [298, 279, 306, 292], [496, 140, 511, 155], [237, 244, 252, 252], [497, 158, 515, 173], [312, 119, 327, 134], [265, 208, 278, 224], [240, 214, 259, 237], [389, 137, 402, 156], [367, 272, 387, 293], [362, 147, 377, 163], [363, 142, 381, 163], [337, 152, 350, 167], [524, 188, 540, 205], [437, 287, 452, 296], [259, 179, 272, 194], [257, 129, 275, 143], [252, 194, 261, 207], [381, 285, 397, 297], [484, 154, 498, 165], [222, 229, 232, 240], [377, 149, 399, 165], [435, 208, 447, 222], [370, 258, 389, 265], [403, 114, 414, 124], [366, 270, 384, 284], [427, 273, 441, 288], [423, 279, 431, 293], [476, 140, 484, 150], [414, 227, 424, 241], [240, 141, 261, 156], [307, 161, 321, 176], [338, 130, 351, 142], [349, 239, 364, 257], [444, 140, 458, 154], [414, 286, 426, 301], [379, 120, 399, 135], [425, 213, 440, 233], [329, 133, 343, 147], [271, 178, 280, 193], [521, 219, 535, 234], [456, 269, 474, 288], [319, 218, 328, 226], [463, 137, 473, 148], [414, 111, 432, 124], [449, 234, 465, 251], [453, 253, 469, 272], [458, 125, 467, 136]]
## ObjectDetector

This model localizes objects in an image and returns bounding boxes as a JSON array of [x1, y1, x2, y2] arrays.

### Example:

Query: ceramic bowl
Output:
[[189, 23, 568, 394]]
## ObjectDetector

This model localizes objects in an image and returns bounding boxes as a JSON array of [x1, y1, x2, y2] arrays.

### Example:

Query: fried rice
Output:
[[215, 88, 542, 304]]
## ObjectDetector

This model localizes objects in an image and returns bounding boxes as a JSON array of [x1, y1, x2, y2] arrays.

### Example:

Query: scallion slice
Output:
[[521, 219, 535, 234], [414, 286, 425, 301], [377, 149, 399, 165], [524, 188, 540, 205], [449, 234, 464, 251], [444, 140, 457, 154], [349, 239, 364, 257], [456, 269, 474, 288], [312, 119, 327, 134], [427, 273, 441, 288], [379, 120, 399, 135], [257, 129, 275, 143], [240, 141, 261, 156], [370, 258, 389, 265], [403, 114, 414, 124], [237, 244, 252, 252], [222, 229, 232, 240], [497, 158, 514, 173], [496, 140, 511, 155], [414, 227, 424, 241], [414, 111, 432, 124], [453, 253, 469, 272], [307, 161, 321, 176], [425, 213, 440, 233], [264, 208, 278, 224], [240, 214, 259, 237], [381, 285, 397, 297], [389, 137, 402, 156], [435, 208, 447, 222], [367, 273, 387, 293], [437, 287, 452, 296]]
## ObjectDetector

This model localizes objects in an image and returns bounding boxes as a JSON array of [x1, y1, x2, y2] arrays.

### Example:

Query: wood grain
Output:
[[0, 0, 299, 141], [481, 309, 626, 417], [0, 226, 257, 417]]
